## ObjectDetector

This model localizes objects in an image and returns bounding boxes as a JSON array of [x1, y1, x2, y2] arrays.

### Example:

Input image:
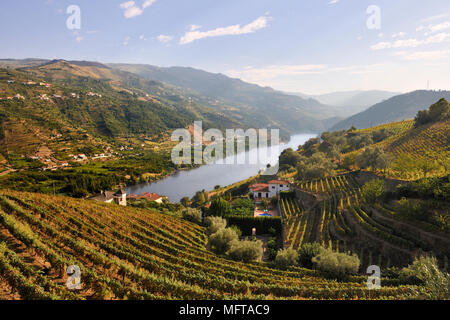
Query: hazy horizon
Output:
[[1, 0, 449, 94]]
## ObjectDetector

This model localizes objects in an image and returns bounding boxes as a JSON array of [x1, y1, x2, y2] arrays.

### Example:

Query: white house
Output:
[[89, 188, 127, 206], [249, 180, 291, 199]]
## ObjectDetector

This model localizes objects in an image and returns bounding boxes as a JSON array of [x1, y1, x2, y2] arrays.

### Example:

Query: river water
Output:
[[126, 133, 316, 203]]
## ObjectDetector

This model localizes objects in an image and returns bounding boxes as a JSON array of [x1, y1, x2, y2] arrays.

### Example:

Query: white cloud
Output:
[[120, 0, 156, 18], [120, 1, 135, 9], [371, 33, 450, 50], [328, 0, 340, 4], [188, 24, 202, 31], [157, 34, 173, 43], [224, 64, 388, 82], [421, 13, 448, 23], [417, 21, 450, 34], [371, 42, 392, 50], [392, 32, 406, 38], [180, 16, 270, 45], [143, 0, 156, 9], [402, 50, 450, 61]]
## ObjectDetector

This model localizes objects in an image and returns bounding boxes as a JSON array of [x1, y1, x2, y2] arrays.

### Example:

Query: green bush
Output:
[[312, 249, 360, 280], [298, 242, 325, 269], [181, 208, 202, 224], [209, 197, 231, 217], [208, 228, 239, 254], [227, 240, 263, 263], [229, 225, 242, 237], [204, 216, 227, 235], [361, 179, 385, 204], [275, 248, 299, 269], [400, 256, 450, 299]]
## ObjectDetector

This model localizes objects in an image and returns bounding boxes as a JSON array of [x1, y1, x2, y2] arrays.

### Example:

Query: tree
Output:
[[191, 190, 208, 207], [415, 98, 450, 127], [417, 159, 439, 178], [279, 148, 302, 168], [275, 248, 299, 269], [361, 179, 385, 204], [298, 243, 325, 269], [400, 256, 450, 299], [181, 208, 202, 224], [180, 196, 191, 207], [208, 228, 239, 254], [296, 152, 336, 180], [204, 216, 227, 235], [261, 198, 269, 210], [356, 147, 389, 170], [312, 248, 360, 280], [227, 240, 263, 262], [209, 197, 231, 217], [343, 154, 356, 170], [392, 154, 416, 177]]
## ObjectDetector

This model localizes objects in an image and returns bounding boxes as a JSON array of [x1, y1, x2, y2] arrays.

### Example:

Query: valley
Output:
[[0, 58, 449, 301]]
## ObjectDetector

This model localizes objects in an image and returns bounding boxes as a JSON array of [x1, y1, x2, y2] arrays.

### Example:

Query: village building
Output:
[[89, 188, 127, 206], [249, 180, 291, 200], [127, 192, 165, 204]]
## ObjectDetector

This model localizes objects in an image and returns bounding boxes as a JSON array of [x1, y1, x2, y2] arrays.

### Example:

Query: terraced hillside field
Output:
[[0, 190, 416, 300], [281, 172, 450, 272]]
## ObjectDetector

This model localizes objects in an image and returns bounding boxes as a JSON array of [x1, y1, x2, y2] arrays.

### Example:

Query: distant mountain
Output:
[[329, 90, 450, 131], [0, 60, 253, 158], [109, 63, 342, 134], [0, 58, 49, 69], [287, 90, 400, 117]]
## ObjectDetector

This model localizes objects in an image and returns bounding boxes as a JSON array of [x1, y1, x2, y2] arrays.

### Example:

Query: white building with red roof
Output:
[[249, 180, 290, 200]]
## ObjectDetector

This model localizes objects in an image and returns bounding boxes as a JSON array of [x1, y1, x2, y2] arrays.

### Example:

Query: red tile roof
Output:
[[268, 180, 290, 185], [249, 183, 269, 192], [127, 192, 162, 201]]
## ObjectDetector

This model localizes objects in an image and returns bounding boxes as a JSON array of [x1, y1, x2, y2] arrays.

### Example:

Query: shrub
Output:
[[229, 225, 242, 237], [275, 248, 299, 269], [400, 256, 450, 299], [209, 197, 231, 217], [298, 242, 325, 269], [204, 216, 227, 235], [227, 240, 263, 262], [361, 179, 385, 204], [181, 208, 202, 224], [208, 228, 239, 254], [312, 249, 360, 280]]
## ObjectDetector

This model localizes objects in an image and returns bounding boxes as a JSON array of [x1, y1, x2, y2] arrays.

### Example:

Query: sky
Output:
[[0, 0, 450, 94]]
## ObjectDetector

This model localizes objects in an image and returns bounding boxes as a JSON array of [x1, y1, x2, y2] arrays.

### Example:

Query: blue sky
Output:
[[1, 0, 450, 94]]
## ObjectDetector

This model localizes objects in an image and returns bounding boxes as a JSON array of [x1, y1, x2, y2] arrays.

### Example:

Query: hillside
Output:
[[289, 90, 400, 117], [0, 62, 244, 158], [109, 63, 341, 133], [275, 103, 450, 282], [0, 189, 416, 300], [329, 90, 450, 131]]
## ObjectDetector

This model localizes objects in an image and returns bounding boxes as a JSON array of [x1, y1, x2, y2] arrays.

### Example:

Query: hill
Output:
[[330, 90, 450, 131], [109, 63, 341, 134], [0, 189, 416, 300], [275, 102, 450, 280], [0, 62, 244, 157], [287, 90, 400, 117]]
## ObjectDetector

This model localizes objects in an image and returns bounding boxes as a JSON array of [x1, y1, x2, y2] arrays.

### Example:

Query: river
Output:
[[126, 133, 316, 203]]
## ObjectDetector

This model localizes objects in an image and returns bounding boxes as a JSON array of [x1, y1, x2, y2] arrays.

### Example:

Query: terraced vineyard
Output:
[[386, 118, 450, 161], [285, 172, 450, 271], [0, 190, 417, 300]]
